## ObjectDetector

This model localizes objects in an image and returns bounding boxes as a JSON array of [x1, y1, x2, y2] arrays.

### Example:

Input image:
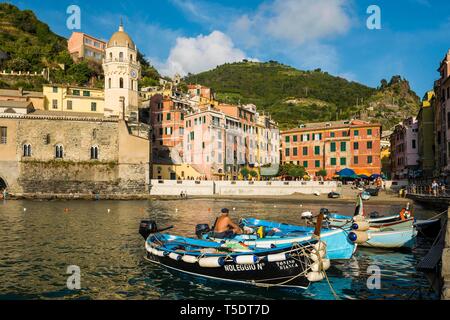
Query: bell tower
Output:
[[103, 21, 141, 119]]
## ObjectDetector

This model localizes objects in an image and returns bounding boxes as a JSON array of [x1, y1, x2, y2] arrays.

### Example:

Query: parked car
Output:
[[364, 187, 380, 196]]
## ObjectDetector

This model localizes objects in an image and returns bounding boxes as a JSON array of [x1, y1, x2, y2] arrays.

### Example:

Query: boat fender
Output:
[[352, 221, 370, 231], [154, 249, 166, 257], [234, 255, 258, 265], [314, 241, 327, 252], [348, 231, 369, 244], [311, 259, 331, 272], [264, 253, 287, 262], [307, 271, 325, 282], [181, 255, 198, 264], [168, 252, 182, 261], [310, 249, 326, 262], [198, 256, 225, 268]]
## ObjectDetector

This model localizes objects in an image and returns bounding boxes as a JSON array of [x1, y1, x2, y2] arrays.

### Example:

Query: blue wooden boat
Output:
[[139, 220, 330, 289], [348, 227, 418, 249], [202, 218, 356, 260]]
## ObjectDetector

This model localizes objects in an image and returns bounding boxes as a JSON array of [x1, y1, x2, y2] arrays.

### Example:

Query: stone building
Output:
[[0, 111, 150, 194], [0, 22, 151, 196]]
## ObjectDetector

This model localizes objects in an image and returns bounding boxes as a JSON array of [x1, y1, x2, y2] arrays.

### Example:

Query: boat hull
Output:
[[359, 228, 418, 249], [144, 240, 314, 289]]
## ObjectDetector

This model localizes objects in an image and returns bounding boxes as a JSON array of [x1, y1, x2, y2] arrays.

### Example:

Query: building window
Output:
[[83, 91, 90, 97], [285, 148, 290, 157], [285, 136, 290, 143], [303, 147, 308, 156], [119, 52, 124, 62], [293, 147, 298, 156], [340, 157, 347, 166], [368, 156, 373, 164], [91, 102, 97, 112], [181, 113, 184, 120], [0, 127, 7, 144], [90, 146, 99, 160], [303, 161, 308, 168], [354, 142, 359, 150], [367, 129, 372, 136], [293, 135, 297, 142], [190, 132, 195, 140], [341, 142, 346, 152], [331, 158, 336, 166], [412, 139, 416, 149], [52, 99, 58, 109], [108, 78, 112, 89], [314, 146, 320, 155], [55, 145, 64, 159], [167, 113, 171, 121], [72, 90, 80, 96], [354, 130, 359, 136], [367, 141, 373, 149], [67, 100, 73, 110], [119, 78, 124, 88], [315, 160, 320, 168], [354, 156, 359, 164], [330, 142, 336, 152], [23, 144, 32, 157], [52, 86, 58, 93], [330, 132, 335, 138]]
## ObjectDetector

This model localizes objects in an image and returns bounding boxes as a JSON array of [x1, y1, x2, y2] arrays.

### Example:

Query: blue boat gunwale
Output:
[[146, 233, 316, 257]]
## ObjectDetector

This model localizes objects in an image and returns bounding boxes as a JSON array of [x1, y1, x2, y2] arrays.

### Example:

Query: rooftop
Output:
[[0, 88, 43, 98], [282, 119, 381, 133], [0, 100, 33, 109]]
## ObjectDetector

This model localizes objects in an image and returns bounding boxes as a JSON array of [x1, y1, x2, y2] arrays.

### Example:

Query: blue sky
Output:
[[7, 0, 450, 95]]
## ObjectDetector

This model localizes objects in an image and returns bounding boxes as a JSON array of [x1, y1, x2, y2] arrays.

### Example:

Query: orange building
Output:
[[68, 32, 106, 63], [281, 120, 382, 179]]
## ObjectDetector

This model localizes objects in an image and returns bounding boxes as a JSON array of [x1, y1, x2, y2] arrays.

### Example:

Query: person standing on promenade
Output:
[[432, 180, 438, 196]]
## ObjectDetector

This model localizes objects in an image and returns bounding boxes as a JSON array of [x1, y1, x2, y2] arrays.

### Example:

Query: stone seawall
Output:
[[150, 180, 339, 196]]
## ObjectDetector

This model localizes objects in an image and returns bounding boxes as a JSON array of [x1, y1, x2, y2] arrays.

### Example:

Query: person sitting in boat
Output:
[[213, 208, 244, 239]]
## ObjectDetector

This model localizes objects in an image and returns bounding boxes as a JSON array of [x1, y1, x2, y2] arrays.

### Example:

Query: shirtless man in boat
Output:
[[213, 208, 244, 239]]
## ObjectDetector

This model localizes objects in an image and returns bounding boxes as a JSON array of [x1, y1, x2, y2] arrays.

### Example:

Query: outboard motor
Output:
[[320, 208, 329, 218], [139, 220, 158, 240], [195, 224, 210, 239]]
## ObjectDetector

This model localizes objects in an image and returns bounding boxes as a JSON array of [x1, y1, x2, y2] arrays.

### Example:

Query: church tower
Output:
[[103, 21, 141, 119]]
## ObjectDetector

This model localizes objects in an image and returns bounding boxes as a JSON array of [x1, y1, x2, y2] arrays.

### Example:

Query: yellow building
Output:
[[43, 85, 105, 114], [153, 164, 203, 180]]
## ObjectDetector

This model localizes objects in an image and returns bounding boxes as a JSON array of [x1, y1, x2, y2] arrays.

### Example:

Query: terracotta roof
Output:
[[282, 120, 381, 134], [0, 101, 33, 108]]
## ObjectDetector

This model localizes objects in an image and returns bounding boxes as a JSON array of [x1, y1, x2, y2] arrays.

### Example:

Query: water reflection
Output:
[[0, 199, 439, 300]]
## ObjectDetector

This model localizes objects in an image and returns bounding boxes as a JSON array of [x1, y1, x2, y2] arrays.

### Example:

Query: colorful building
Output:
[[68, 32, 106, 63], [434, 50, 450, 178], [281, 120, 382, 179], [417, 91, 436, 177], [390, 117, 419, 180], [43, 85, 104, 114], [0, 88, 44, 110]]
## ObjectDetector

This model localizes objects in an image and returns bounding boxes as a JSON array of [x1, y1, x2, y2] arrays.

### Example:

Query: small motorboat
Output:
[[328, 192, 341, 199], [348, 227, 418, 249], [200, 216, 356, 260], [139, 220, 330, 289]]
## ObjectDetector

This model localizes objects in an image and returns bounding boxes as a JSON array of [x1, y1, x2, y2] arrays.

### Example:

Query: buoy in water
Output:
[[23, 208, 27, 212], [107, 209, 111, 213]]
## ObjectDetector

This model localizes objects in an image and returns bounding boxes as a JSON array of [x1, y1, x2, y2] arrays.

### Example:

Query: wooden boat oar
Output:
[[314, 212, 324, 238]]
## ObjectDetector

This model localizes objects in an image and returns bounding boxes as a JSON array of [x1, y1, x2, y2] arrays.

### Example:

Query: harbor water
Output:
[[0, 199, 440, 300]]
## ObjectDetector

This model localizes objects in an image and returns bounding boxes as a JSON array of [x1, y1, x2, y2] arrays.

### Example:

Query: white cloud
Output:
[[232, 0, 352, 46], [160, 31, 253, 77]]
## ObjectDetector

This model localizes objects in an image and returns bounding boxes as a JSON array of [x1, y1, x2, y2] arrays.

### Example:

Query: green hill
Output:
[[0, 3, 160, 90], [184, 61, 420, 130]]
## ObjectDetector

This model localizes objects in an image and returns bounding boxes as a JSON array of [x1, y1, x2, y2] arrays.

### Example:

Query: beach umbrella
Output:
[[337, 168, 356, 177], [355, 169, 371, 176], [359, 174, 370, 179], [370, 174, 381, 180]]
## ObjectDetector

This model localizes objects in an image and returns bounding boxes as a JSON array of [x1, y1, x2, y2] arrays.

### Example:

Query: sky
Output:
[[7, 0, 450, 95]]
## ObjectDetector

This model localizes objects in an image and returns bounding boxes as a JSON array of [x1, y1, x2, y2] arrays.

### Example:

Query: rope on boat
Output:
[[424, 210, 447, 221]]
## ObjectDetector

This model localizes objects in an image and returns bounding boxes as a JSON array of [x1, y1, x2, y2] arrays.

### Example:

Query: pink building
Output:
[[390, 117, 419, 179], [68, 32, 106, 63]]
